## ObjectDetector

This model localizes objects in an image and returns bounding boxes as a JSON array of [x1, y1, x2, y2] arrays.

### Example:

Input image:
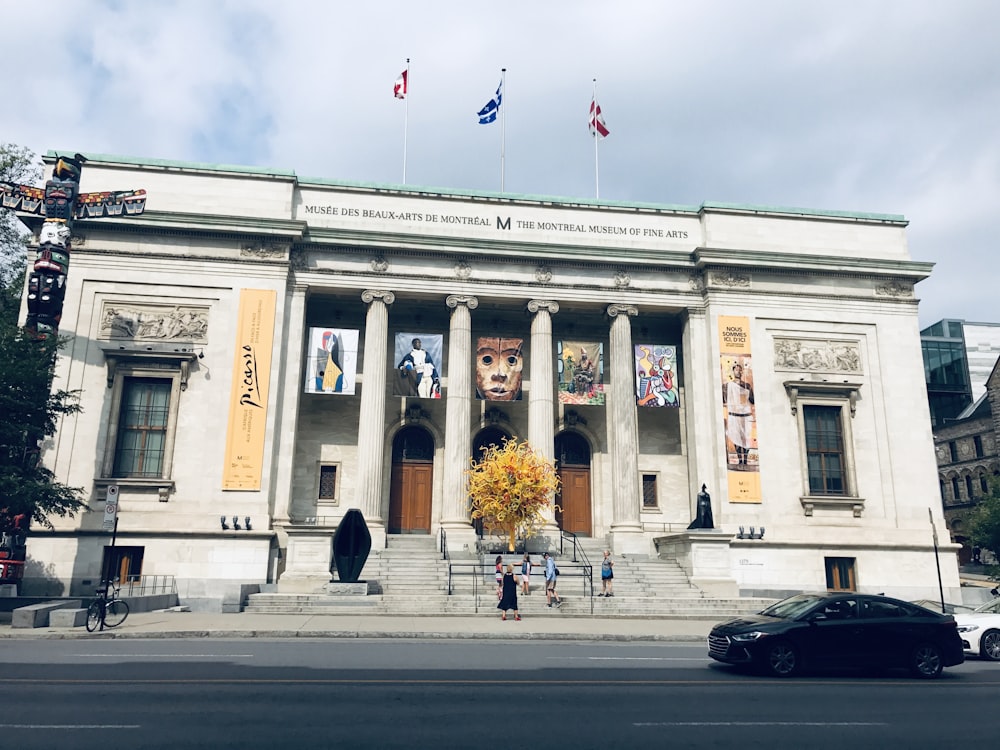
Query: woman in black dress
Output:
[[497, 564, 521, 621]]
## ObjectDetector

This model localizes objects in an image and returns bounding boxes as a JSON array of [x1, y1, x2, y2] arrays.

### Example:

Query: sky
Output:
[[3, 0, 998, 328]]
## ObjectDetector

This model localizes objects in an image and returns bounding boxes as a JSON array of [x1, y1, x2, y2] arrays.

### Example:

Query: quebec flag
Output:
[[477, 80, 503, 124]]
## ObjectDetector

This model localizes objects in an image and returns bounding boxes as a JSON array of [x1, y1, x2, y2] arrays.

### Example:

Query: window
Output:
[[641, 474, 658, 509], [100, 345, 194, 497], [949, 442, 958, 462], [318, 464, 339, 503], [113, 378, 171, 477], [825, 557, 856, 591], [966, 475, 975, 498], [974, 435, 984, 458], [981, 475, 989, 494], [804, 405, 845, 495], [951, 476, 961, 500], [784, 380, 863, 516]]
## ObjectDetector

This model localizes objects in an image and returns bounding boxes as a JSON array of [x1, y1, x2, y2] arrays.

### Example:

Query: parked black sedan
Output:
[[708, 592, 964, 678]]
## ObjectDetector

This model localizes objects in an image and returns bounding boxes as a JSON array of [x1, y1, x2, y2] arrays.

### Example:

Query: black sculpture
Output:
[[687, 484, 715, 530], [330, 508, 372, 583]]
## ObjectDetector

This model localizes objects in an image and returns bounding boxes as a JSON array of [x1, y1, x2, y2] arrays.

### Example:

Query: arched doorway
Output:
[[555, 431, 592, 536], [470, 427, 513, 536], [388, 426, 434, 534]]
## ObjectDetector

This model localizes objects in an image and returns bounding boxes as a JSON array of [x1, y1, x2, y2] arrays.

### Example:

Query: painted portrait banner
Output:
[[223, 289, 277, 491], [304, 328, 360, 395], [635, 344, 679, 407], [557, 340, 605, 405], [475, 336, 524, 401], [718, 315, 761, 503], [394, 332, 443, 398]]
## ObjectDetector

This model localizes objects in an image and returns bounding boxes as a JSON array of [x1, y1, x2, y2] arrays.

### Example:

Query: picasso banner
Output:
[[304, 327, 360, 395], [719, 316, 761, 503], [635, 344, 679, 407], [223, 289, 277, 490]]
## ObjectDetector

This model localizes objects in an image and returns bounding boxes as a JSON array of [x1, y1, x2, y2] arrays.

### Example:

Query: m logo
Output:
[[496, 216, 511, 230]]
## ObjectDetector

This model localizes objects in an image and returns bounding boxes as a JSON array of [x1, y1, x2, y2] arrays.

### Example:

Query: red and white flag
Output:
[[394, 70, 408, 99], [589, 98, 610, 139]]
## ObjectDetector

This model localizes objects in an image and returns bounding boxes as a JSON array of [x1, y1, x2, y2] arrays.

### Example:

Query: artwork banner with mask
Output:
[[475, 336, 524, 401]]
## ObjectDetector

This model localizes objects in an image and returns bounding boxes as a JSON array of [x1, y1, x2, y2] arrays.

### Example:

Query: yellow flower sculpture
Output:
[[467, 437, 561, 552]]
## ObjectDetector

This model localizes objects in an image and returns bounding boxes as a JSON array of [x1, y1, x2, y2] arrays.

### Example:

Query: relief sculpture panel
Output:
[[773, 337, 862, 375], [99, 302, 209, 343]]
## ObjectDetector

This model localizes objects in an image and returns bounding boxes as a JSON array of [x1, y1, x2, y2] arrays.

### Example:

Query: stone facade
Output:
[[15, 152, 961, 608]]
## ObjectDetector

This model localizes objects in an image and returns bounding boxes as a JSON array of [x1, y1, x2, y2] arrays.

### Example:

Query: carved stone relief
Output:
[[535, 265, 553, 283], [613, 270, 631, 288], [710, 271, 750, 288], [454, 261, 472, 279], [773, 337, 862, 375], [240, 242, 287, 259], [99, 302, 209, 343], [874, 279, 914, 298], [371, 256, 389, 273]]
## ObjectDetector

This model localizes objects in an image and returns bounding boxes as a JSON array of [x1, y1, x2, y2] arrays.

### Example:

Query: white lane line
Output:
[[634, 722, 887, 727], [73, 654, 254, 658], [0, 724, 141, 729], [551, 656, 708, 662]]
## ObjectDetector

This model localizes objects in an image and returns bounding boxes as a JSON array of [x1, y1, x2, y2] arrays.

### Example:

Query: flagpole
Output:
[[403, 58, 410, 184], [593, 78, 600, 200], [500, 67, 507, 192]]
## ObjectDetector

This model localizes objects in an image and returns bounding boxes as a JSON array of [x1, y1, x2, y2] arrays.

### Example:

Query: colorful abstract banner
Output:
[[635, 344, 679, 407], [475, 336, 524, 401], [394, 332, 443, 398], [719, 316, 761, 503], [557, 340, 605, 405], [304, 328, 359, 395], [223, 289, 277, 491]]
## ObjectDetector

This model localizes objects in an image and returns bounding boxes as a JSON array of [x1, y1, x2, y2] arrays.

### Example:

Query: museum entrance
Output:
[[388, 426, 434, 534], [555, 431, 592, 536], [470, 426, 513, 537]]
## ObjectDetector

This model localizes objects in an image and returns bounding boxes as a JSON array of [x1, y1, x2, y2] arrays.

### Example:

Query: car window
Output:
[[760, 594, 826, 619], [861, 599, 909, 618], [975, 598, 1000, 614], [817, 598, 858, 620]]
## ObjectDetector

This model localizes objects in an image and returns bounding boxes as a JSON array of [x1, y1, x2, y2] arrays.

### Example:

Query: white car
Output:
[[955, 597, 1000, 661]]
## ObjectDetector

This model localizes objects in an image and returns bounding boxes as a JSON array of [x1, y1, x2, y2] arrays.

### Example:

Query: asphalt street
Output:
[[1, 639, 997, 749]]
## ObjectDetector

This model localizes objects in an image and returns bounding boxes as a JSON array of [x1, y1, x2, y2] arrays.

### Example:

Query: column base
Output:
[[610, 525, 649, 555], [439, 523, 479, 558]]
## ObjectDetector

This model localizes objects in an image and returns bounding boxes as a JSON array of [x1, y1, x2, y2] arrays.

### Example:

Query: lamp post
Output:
[[929, 507, 945, 613]]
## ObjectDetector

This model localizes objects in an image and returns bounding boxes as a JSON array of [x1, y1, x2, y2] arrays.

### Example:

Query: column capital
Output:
[[607, 303, 638, 318], [446, 294, 479, 310], [361, 289, 395, 305], [527, 299, 560, 315]]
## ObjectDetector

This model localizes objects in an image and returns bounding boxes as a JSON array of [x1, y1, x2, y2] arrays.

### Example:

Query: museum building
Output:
[[13, 151, 960, 607]]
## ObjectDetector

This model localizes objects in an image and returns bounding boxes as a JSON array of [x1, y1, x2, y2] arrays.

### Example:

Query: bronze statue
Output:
[[687, 484, 715, 530]]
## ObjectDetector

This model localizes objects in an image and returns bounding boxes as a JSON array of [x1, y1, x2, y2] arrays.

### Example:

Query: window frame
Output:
[[98, 347, 195, 498], [317, 462, 341, 508], [784, 380, 864, 517], [825, 556, 857, 591], [640, 473, 659, 510]]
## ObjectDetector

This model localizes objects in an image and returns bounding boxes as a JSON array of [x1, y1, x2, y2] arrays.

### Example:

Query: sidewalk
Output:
[[0, 610, 714, 642]]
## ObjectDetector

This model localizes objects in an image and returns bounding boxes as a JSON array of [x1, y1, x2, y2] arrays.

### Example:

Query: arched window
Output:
[[391, 426, 434, 462], [981, 475, 990, 495], [952, 476, 961, 500], [966, 475, 975, 499]]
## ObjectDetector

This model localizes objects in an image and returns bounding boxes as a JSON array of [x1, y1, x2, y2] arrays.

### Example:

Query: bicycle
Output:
[[85, 580, 130, 632]]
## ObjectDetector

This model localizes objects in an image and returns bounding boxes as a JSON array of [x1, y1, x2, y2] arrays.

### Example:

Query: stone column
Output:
[[681, 307, 718, 523], [441, 294, 479, 553], [527, 299, 560, 537], [356, 289, 395, 545], [607, 303, 645, 553], [271, 283, 308, 525]]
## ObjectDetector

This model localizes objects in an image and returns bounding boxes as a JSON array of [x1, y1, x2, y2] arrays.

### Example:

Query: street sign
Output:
[[103, 485, 119, 532]]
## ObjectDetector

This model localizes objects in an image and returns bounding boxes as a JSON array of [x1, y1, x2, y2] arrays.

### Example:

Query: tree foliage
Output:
[[0, 143, 85, 531], [969, 476, 1000, 561], [467, 437, 560, 552]]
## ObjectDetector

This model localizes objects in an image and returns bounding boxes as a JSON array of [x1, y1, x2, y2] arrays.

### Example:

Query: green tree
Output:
[[969, 477, 1000, 564], [0, 143, 85, 532]]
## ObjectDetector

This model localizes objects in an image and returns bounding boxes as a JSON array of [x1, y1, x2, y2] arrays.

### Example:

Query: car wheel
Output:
[[980, 630, 1000, 661], [910, 642, 943, 679], [762, 639, 799, 677]]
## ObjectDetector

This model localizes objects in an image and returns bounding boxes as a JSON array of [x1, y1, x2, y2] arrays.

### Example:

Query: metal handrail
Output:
[[117, 574, 177, 596], [558, 531, 595, 613], [439, 527, 449, 561], [447, 563, 482, 613]]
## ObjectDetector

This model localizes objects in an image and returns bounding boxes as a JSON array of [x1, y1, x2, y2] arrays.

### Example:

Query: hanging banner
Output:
[[394, 332, 443, 398], [719, 315, 761, 503], [475, 336, 524, 401], [634, 344, 679, 407], [223, 289, 277, 490], [304, 327, 359, 394], [557, 340, 605, 405]]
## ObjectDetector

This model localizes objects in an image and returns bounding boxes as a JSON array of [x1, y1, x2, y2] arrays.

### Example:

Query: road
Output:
[[1, 638, 996, 749]]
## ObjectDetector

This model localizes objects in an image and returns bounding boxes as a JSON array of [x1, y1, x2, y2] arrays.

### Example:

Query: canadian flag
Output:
[[394, 70, 408, 99], [589, 98, 610, 139]]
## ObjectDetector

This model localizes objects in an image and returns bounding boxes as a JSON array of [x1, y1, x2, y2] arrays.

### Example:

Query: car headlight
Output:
[[956, 624, 980, 633], [731, 631, 767, 641]]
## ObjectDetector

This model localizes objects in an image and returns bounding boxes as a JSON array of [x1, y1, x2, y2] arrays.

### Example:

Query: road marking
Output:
[[566, 656, 709, 662], [634, 722, 888, 727], [72, 654, 254, 658], [0, 724, 141, 729]]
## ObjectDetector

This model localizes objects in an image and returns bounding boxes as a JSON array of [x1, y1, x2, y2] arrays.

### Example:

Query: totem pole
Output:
[[1, 153, 147, 336]]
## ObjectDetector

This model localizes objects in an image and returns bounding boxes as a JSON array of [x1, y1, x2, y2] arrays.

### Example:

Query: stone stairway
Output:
[[245, 533, 775, 617]]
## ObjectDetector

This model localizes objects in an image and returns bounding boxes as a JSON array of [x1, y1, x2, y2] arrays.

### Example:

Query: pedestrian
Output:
[[495, 555, 503, 600], [520, 553, 532, 595], [497, 564, 521, 621], [599, 550, 614, 597], [543, 552, 562, 608]]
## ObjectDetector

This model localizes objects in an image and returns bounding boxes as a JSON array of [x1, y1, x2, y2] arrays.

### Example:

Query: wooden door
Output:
[[557, 467, 592, 536], [388, 463, 433, 534]]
